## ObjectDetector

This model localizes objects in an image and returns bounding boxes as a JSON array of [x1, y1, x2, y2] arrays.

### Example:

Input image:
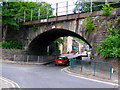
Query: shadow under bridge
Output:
[[28, 28, 92, 55]]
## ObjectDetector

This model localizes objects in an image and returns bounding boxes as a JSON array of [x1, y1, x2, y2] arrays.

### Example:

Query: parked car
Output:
[[55, 56, 69, 66], [80, 51, 88, 57]]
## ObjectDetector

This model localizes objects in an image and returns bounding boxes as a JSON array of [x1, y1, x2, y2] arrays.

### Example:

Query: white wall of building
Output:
[[67, 36, 73, 53], [59, 37, 63, 54]]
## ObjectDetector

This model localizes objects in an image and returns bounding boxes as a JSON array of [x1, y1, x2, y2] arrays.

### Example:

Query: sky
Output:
[[39, 0, 76, 4]]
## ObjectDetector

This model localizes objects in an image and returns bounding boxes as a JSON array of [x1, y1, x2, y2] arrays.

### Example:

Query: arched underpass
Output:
[[28, 28, 92, 55]]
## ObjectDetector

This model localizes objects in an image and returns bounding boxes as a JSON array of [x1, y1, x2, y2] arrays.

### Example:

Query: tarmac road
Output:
[[1, 62, 118, 88]]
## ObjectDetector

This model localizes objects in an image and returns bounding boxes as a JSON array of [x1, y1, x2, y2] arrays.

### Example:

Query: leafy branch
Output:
[[101, 3, 113, 16], [82, 16, 95, 31], [30, 25, 37, 31]]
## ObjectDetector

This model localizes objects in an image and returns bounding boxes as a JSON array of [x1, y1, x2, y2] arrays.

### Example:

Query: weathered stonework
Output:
[[5, 8, 120, 56], [94, 55, 119, 73], [2, 49, 26, 60]]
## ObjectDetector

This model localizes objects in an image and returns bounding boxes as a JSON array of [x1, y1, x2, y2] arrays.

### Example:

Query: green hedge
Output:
[[0, 38, 22, 49], [96, 35, 120, 58]]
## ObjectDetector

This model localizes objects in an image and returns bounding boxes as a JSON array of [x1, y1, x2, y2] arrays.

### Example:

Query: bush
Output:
[[82, 16, 95, 31], [96, 35, 120, 58], [2, 42, 11, 49], [101, 3, 113, 16], [96, 16, 120, 58], [9, 38, 22, 49], [0, 38, 22, 49]]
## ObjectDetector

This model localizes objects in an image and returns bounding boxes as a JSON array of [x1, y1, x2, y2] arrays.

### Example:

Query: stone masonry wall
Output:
[[1, 49, 26, 60]]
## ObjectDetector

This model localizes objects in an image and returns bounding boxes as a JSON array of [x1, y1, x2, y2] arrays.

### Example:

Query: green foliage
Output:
[[9, 38, 22, 49], [72, 36, 87, 45], [2, 2, 53, 30], [98, 19, 102, 23], [30, 25, 37, 31], [96, 16, 120, 58], [73, 1, 119, 13], [96, 36, 120, 58], [56, 38, 64, 45], [17, 2, 53, 22], [0, 38, 22, 49], [82, 16, 95, 31], [73, 1, 105, 13], [106, 22, 118, 36], [0, 42, 11, 49], [101, 3, 113, 16], [0, 43, 2, 48]]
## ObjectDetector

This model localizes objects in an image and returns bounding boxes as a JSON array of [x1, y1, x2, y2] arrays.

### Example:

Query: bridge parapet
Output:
[[19, 1, 120, 26], [20, 8, 120, 26]]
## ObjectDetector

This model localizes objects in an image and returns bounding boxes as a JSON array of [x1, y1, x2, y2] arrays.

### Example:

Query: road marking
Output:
[[0, 76, 15, 88], [0, 76, 20, 88], [61, 67, 118, 86]]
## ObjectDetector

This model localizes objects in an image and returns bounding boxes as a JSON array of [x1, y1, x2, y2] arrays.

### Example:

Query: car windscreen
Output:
[[57, 57, 65, 60]]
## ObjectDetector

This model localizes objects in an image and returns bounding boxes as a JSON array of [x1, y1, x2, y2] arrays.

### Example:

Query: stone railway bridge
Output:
[[17, 8, 120, 55]]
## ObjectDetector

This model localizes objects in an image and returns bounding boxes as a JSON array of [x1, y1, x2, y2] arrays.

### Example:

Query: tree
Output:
[[73, 0, 120, 13], [2, 1, 53, 42]]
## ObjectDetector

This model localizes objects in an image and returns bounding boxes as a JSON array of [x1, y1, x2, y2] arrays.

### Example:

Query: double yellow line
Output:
[[0, 76, 20, 88]]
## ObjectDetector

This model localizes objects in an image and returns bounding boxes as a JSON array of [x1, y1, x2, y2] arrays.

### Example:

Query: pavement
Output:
[[0, 59, 54, 65], [0, 77, 11, 89], [62, 66, 118, 86], [60, 54, 118, 85], [0, 76, 20, 89], [0, 60, 20, 89]]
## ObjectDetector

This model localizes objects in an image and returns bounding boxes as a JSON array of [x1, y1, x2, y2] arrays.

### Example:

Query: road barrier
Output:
[[70, 59, 112, 79], [13, 54, 57, 63]]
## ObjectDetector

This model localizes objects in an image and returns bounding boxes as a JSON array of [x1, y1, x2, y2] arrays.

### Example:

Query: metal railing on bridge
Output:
[[18, 1, 120, 23], [70, 59, 113, 79], [13, 54, 57, 63]]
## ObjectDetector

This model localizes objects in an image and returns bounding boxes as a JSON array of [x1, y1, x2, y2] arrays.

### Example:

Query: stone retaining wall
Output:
[[1, 49, 26, 60], [94, 55, 118, 73], [1, 49, 57, 62]]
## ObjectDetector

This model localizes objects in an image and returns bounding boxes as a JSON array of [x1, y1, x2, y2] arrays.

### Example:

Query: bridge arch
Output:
[[28, 28, 92, 55]]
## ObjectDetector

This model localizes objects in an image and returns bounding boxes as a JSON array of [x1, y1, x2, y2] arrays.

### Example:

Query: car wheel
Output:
[[66, 62, 69, 66]]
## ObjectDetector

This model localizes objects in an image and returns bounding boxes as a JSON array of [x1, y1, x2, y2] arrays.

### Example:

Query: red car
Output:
[[55, 56, 69, 66]]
